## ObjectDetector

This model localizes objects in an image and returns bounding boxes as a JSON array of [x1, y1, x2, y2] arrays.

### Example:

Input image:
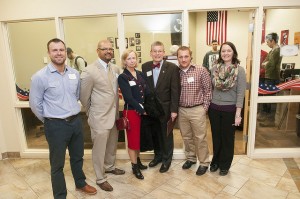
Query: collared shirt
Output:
[[29, 63, 81, 122], [98, 58, 109, 72], [153, 60, 163, 87], [179, 65, 212, 111]]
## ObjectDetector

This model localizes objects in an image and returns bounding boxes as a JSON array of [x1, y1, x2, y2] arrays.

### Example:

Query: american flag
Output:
[[258, 79, 300, 94], [16, 84, 29, 101], [206, 11, 227, 45]]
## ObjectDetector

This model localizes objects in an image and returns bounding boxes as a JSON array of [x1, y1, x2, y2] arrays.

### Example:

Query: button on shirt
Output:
[[179, 65, 212, 111], [29, 64, 81, 122]]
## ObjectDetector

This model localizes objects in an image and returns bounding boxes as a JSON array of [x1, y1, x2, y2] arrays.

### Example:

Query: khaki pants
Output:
[[178, 105, 210, 166]]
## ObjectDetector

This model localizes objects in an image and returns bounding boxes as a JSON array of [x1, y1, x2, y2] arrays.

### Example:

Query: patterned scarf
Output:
[[213, 63, 239, 91]]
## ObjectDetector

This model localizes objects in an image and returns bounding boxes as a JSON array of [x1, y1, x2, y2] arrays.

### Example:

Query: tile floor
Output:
[[0, 156, 300, 198]]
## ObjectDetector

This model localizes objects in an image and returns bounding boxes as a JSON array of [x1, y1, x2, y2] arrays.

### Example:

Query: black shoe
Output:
[[210, 164, 219, 172], [149, 159, 162, 167], [159, 163, 171, 173], [219, 169, 229, 176], [196, 165, 208, 176], [182, 160, 196, 169], [132, 163, 144, 180], [137, 157, 148, 170]]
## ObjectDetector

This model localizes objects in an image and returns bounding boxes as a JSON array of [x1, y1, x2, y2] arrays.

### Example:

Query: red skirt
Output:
[[123, 110, 141, 150]]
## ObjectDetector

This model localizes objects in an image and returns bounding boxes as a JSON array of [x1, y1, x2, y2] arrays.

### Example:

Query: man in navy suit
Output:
[[141, 41, 180, 173]]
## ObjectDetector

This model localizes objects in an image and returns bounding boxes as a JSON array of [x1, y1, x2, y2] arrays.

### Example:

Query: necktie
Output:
[[152, 63, 160, 69]]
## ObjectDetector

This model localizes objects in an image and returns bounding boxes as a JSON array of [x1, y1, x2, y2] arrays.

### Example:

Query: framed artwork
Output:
[[138, 57, 142, 63], [107, 37, 114, 48], [136, 46, 141, 51], [136, 38, 141, 45], [280, 30, 289, 45], [294, 32, 300, 45], [137, 52, 141, 57], [129, 37, 135, 46], [126, 38, 128, 48], [135, 33, 140, 38], [115, 38, 119, 49]]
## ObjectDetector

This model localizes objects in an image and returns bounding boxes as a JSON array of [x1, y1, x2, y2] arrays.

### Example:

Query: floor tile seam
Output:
[[283, 158, 300, 192]]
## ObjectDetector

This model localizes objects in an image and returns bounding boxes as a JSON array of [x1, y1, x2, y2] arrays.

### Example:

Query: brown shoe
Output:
[[76, 184, 97, 195], [97, 181, 113, 192], [105, 168, 125, 175]]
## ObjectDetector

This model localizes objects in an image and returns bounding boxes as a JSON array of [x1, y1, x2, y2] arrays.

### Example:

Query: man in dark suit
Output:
[[142, 41, 180, 173]]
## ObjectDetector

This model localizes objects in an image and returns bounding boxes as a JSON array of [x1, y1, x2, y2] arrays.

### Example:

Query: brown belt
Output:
[[180, 104, 202, 108], [45, 114, 79, 122]]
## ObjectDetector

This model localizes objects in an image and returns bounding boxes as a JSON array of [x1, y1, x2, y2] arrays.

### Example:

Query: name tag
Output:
[[68, 74, 76, 79], [187, 77, 194, 83], [129, 81, 136, 86], [147, 71, 152, 76]]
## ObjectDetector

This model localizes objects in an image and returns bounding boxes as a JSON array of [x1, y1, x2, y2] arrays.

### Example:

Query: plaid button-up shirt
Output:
[[179, 65, 212, 111]]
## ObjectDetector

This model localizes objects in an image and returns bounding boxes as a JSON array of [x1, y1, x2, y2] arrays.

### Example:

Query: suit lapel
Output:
[[145, 64, 155, 91]]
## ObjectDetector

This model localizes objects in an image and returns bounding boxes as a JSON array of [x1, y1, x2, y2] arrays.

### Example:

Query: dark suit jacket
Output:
[[142, 60, 180, 121]]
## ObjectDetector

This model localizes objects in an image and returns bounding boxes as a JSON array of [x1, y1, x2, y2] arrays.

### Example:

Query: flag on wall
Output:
[[258, 79, 300, 95], [206, 11, 227, 45]]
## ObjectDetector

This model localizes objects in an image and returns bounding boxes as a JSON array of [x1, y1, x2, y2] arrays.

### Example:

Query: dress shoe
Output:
[[97, 181, 113, 192], [149, 159, 162, 167], [196, 165, 208, 176], [159, 163, 171, 173], [137, 157, 148, 170], [105, 168, 125, 175], [219, 169, 229, 176], [209, 164, 219, 172], [182, 160, 196, 169], [76, 184, 97, 195], [132, 163, 144, 180]]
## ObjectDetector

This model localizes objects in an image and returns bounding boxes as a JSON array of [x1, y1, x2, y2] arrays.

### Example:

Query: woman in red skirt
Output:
[[118, 49, 148, 180]]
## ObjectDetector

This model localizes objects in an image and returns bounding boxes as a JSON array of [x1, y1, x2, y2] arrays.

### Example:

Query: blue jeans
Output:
[[44, 115, 86, 199]]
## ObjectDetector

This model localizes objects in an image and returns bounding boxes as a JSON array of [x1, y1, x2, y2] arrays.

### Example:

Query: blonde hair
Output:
[[121, 49, 138, 69]]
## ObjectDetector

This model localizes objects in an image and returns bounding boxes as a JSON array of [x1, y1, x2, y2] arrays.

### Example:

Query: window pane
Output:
[[259, 8, 300, 97], [124, 13, 182, 70], [7, 20, 56, 101], [256, 102, 300, 148]]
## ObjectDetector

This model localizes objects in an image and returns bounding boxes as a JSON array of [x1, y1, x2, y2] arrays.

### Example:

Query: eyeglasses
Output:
[[98, 48, 114, 52]]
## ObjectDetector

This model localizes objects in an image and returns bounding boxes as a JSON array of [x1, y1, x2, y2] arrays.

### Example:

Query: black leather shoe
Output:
[[196, 165, 208, 176], [219, 169, 229, 176], [137, 157, 148, 170], [149, 159, 162, 167], [159, 163, 171, 173], [182, 160, 196, 169], [210, 164, 219, 172]]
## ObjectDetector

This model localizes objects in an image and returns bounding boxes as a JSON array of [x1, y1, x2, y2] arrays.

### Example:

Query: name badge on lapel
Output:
[[129, 81, 136, 86], [147, 71, 152, 77], [68, 74, 76, 79]]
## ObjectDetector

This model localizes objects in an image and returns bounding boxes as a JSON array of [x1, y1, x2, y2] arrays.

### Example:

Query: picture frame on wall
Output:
[[138, 57, 142, 63], [126, 38, 128, 48], [129, 37, 135, 46], [135, 33, 140, 38], [107, 37, 114, 46], [280, 30, 289, 45], [115, 38, 119, 49], [136, 38, 141, 45], [136, 46, 141, 51], [137, 51, 141, 57]]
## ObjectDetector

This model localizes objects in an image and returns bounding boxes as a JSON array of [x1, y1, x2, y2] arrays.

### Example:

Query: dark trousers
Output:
[[44, 115, 86, 199], [156, 119, 174, 165], [208, 108, 235, 170]]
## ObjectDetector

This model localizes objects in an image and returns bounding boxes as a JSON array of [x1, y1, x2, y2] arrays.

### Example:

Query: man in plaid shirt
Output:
[[177, 46, 212, 176]]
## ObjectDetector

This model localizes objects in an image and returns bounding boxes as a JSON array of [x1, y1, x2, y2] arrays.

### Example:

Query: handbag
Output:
[[116, 104, 130, 130]]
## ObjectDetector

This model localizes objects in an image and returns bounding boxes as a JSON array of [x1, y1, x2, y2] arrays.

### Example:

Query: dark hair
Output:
[[47, 38, 66, 51], [177, 46, 192, 58], [66, 47, 73, 54], [266, 32, 279, 43], [217, 41, 240, 65], [211, 39, 218, 43]]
